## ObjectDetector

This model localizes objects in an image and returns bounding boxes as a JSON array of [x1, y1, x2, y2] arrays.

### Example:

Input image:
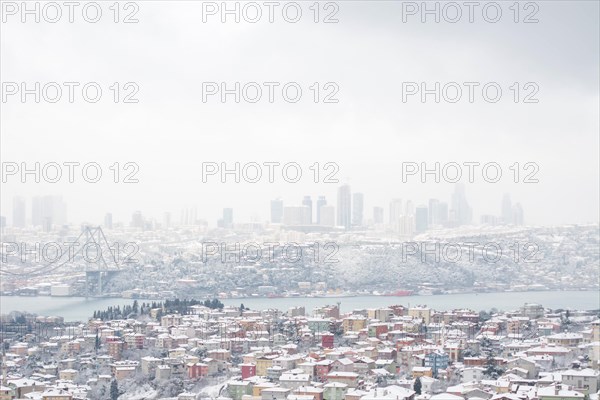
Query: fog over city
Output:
[[1, 2, 600, 400], [1, 1, 599, 227]]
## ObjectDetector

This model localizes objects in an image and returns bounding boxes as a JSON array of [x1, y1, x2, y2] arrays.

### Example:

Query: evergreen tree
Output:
[[413, 377, 422, 395], [110, 379, 119, 400], [482, 337, 504, 378], [95, 332, 100, 353], [209, 298, 223, 309]]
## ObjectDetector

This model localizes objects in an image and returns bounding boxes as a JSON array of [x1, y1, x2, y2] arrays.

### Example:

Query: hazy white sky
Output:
[[1, 0, 599, 226]]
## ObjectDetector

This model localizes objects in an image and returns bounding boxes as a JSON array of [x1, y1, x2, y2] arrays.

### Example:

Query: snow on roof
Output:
[[537, 385, 584, 398], [561, 368, 599, 377], [429, 393, 464, 400]]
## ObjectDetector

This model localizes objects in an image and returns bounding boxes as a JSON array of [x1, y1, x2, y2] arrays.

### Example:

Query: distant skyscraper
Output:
[[373, 206, 384, 224], [320, 205, 335, 227], [32, 196, 42, 226], [55, 196, 67, 225], [316, 196, 327, 224], [222, 208, 233, 228], [270, 198, 283, 223], [12, 196, 26, 228], [42, 217, 52, 232], [337, 184, 351, 230], [405, 200, 415, 216], [302, 196, 313, 224], [352, 193, 364, 227], [180, 206, 198, 226], [131, 211, 144, 228], [104, 213, 113, 229], [389, 198, 402, 232], [428, 199, 439, 226], [415, 206, 428, 233], [501, 194, 513, 225], [399, 214, 414, 236], [31, 195, 67, 228], [450, 184, 472, 226]]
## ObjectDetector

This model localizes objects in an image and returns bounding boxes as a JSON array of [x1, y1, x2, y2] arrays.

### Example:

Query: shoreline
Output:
[[1, 289, 599, 323], [1, 288, 598, 302]]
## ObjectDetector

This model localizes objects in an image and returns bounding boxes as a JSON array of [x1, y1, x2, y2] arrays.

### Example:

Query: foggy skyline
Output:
[[1, 185, 530, 229], [1, 1, 599, 227]]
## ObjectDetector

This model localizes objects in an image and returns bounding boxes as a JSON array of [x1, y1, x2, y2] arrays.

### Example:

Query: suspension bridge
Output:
[[0, 226, 127, 297]]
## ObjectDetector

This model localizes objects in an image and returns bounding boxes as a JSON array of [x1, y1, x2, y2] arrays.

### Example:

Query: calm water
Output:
[[1, 291, 598, 322]]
